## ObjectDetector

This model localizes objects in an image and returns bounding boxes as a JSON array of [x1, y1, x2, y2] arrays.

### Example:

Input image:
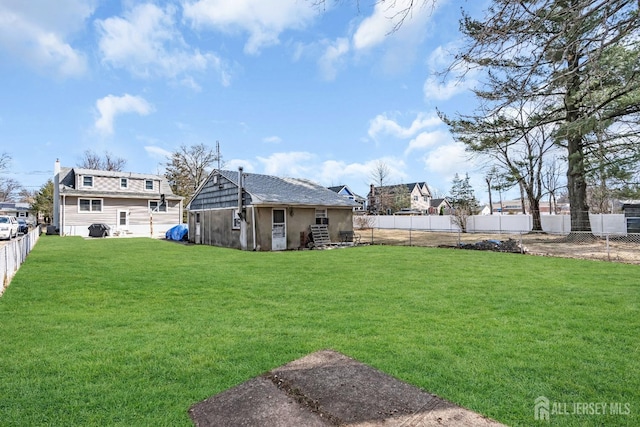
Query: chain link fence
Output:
[[354, 228, 640, 264]]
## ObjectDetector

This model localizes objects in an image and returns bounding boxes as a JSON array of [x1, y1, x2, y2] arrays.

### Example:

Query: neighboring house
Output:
[[327, 185, 366, 211], [53, 160, 183, 237], [187, 168, 358, 251], [482, 200, 570, 215], [367, 182, 432, 214], [0, 202, 35, 225], [429, 198, 452, 215]]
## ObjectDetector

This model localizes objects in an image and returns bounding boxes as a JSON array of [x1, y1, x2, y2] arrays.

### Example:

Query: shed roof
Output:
[[217, 170, 358, 208]]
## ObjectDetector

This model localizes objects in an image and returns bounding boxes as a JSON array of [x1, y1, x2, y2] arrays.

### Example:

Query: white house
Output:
[[53, 160, 183, 237]]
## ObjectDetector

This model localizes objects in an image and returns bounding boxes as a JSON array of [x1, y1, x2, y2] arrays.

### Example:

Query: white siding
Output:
[[61, 196, 181, 237]]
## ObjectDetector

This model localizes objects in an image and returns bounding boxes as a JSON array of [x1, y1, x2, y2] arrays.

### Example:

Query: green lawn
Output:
[[0, 236, 638, 426]]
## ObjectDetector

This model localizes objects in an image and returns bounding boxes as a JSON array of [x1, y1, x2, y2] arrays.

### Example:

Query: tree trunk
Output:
[[567, 136, 591, 231], [529, 197, 542, 231], [519, 181, 527, 214], [486, 178, 493, 215], [564, 4, 592, 233]]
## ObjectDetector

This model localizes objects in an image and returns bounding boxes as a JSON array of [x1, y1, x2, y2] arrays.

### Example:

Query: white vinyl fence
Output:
[[365, 213, 627, 235], [1, 227, 41, 296]]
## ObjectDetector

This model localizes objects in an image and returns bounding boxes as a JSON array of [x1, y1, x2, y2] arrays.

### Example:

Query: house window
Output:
[[149, 200, 167, 212], [145, 179, 154, 190], [79, 198, 102, 212], [120, 178, 128, 189], [413, 196, 418, 201], [82, 176, 93, 187]]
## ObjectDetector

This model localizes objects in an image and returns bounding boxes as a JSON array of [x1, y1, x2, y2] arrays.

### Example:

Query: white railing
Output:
[[1, 227, 41, 296]]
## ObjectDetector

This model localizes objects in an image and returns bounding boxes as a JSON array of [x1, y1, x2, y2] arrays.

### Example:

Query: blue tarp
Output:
[[166, 224, 188, 241]]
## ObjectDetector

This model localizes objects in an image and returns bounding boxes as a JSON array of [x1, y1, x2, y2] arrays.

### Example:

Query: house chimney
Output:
[[238, 167, 247, 251], [368, 183, 375, 213]]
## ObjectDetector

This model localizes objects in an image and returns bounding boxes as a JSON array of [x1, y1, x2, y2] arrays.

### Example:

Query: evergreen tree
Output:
[[449, 173, 479, 232], [31, 179, 54, 224]]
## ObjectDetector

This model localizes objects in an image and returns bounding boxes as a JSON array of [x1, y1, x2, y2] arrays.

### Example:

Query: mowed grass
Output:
[[0, 236, 638, 426]]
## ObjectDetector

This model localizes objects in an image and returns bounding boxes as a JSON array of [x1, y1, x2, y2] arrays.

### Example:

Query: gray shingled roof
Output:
[[218, 170, 358, 207]]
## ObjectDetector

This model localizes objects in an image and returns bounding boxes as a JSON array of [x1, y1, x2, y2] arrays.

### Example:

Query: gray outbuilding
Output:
[[187, 169, 358, 251]]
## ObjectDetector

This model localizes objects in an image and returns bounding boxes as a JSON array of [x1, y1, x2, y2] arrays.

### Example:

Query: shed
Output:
[[187, 169, 358, 251], [622, 203, 640, 233]]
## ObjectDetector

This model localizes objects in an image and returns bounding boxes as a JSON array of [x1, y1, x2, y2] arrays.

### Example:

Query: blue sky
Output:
[[0, 0, 498, 201]]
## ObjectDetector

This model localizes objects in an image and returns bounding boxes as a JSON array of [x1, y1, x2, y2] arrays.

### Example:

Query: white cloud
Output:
[[96, 3, 230, 85], [405, 130, 452, 155], [368, 112, 442, 141], [317, 160, 368, 187], [318, 37, 350, 81], [263, 136, 282, 144], [0, 0, 93, 77], [225, 159, 256, 172], [352, 0, 440, 74], [423, 43, 479, 101], [352, 2, 396, 51], [423, 141, 476, 178], [256, 152, 315, 176], [183, 0, 319, 55], [95, 94, 154, 134], [144, 145, 172, 159], [423, 75, 477, 101]]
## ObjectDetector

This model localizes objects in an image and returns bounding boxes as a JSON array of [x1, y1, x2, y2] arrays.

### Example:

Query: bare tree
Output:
[[0, 152, 9, 172], [442, 98, 561, 231], [0, 178, 23, 202], [543, 157, 564, 215], [368, 160, 394, 214], [165, 143, 222, 204], [369, 160, 391, 188], [484, 166, 498, 215], [18, 188, 35, 204], [78, 150, 127, 171]]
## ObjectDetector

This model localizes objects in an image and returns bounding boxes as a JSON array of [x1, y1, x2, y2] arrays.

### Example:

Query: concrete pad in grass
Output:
[[189, 349, 506, 426]]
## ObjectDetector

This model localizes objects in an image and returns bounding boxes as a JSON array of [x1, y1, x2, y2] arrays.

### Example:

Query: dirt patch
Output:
[[357, 229, 640, 264]]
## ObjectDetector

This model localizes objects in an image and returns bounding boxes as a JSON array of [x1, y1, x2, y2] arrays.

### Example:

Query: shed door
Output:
[[195, 212, 201, 244], [272, 208, 286, 251]]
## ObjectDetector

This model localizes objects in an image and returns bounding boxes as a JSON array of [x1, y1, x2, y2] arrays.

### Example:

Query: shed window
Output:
[[232, 209, 241, 229], [315, 208, 328, 225]]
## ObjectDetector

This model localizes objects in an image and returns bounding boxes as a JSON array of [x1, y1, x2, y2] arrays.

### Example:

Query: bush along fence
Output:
[[1, 227, 41, 296]]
